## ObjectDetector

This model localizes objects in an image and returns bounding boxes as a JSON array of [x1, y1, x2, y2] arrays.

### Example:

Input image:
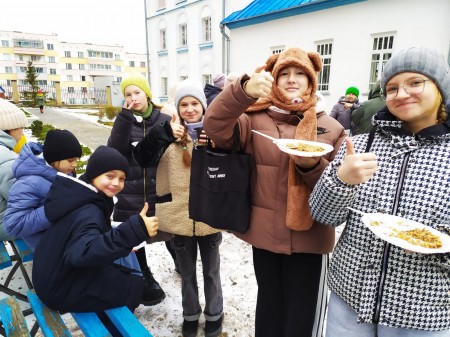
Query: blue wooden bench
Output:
[[0, 291, 153, 337]]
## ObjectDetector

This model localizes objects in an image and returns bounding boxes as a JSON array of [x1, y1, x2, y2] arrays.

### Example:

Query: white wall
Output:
[[223, 0, 450, 113]]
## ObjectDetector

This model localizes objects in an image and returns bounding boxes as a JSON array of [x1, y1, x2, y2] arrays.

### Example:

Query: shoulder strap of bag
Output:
[[364, 126, 376, 152]]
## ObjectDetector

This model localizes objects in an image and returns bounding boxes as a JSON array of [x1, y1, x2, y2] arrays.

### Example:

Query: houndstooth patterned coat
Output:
[[310, 107, 450, 331]]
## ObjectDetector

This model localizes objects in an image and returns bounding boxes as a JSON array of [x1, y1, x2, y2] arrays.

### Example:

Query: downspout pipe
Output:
[[144, 0, 151, 84], [220, 24, 230, 75]]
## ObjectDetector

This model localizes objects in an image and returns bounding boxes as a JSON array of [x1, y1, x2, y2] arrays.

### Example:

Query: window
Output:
[[31, 55, 40, 61], [116, 77, 122, 83], [81, 76, 86, 81], [79, 64, 85, 70], [68, 87, 75, 93], [179, 24, 187, 47], [316, 42, 332, 91], [48, 56, 56, 63], [87, 50, 113, 58], [49, 68, 57, 75], [180, 75, 188, 81], [66, 63, 72, 70], [369, 34, 394, 89], [203, 74, 212, 87], [160, 29, 166, 50], [116, 66, 122, 72], [271, 46, 284, 54], [64, 51, 71, 57], [5, 66, 13, 73], [140, 61, 146, 67], [1, 40, 9, 47], [78, 52, 84, 58], [202, 17, 212, 43], [67, 75, 73, 81], [129, 61, 135, 67], [115, 54, 121, 60], [47, 44, 54, 50], [81, 87, 87, 93], [161, 77, 168, 96]]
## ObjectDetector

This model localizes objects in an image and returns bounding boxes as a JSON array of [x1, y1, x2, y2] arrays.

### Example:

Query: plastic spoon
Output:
[[251, 130, 277, 142]]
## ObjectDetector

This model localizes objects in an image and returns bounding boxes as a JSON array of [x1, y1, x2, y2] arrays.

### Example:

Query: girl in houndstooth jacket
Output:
[[310, 47, 450, 336]]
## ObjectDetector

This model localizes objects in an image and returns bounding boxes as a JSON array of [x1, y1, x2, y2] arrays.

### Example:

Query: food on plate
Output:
[[390, 228, 443, 249], [285, 142, 325, 153]]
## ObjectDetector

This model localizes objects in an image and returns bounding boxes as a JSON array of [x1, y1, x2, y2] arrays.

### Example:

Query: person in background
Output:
[[310, 46, 450, 337], [37, 90, 45, 113], [4, 129, 82, 251], [204, 47, 346, 337], [32, 145, 158, 337], [108, 73, 173, 306], [330, 86, 361, 135], [132, 80, 224, 337], [351, 81, 386, 135], [0, 98, 28, 241], [204, 73, 226, 106]]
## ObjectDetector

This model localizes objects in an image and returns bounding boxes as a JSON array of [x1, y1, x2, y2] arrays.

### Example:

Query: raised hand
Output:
[[139, 202, 159, 237], [244, 65, 274, 99], [337, 137, 377, 185], [170, 114, 184, 139]]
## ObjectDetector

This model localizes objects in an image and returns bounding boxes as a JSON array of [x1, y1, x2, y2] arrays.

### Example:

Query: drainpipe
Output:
[[144, 0, 151, 84], [220, 0, 230, 74], [220, 24, 230, 74]]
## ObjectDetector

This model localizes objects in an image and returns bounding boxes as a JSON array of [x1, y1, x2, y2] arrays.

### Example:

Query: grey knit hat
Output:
[[0, 98, 28, 131], [175, 80, 207, 112], [381, 47, 450, 105]]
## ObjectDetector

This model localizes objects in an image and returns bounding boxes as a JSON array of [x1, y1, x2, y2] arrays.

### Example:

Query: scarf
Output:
[[132, 104, 153, 119]]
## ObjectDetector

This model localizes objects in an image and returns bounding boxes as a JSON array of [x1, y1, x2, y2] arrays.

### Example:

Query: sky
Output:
[[0, 0, 148, 54]]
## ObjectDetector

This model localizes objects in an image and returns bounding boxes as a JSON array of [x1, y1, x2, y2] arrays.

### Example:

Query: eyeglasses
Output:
[[381, 78, 433, 101]]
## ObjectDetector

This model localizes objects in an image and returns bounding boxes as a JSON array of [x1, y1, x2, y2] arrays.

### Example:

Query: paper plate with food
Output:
[[360, 213, 450, 254], [273, 139, 334, 157]]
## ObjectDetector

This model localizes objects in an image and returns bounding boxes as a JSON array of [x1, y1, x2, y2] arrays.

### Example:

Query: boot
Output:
[[141, 266, 166, 306], [205, 314, 224, 337], [182, 319, 199, 337]]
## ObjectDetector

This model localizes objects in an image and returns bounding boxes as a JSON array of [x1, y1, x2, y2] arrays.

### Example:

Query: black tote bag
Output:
[[189, 125, 252, 233]]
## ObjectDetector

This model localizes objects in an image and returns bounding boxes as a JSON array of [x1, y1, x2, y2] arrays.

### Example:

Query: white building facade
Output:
[[220, 0, 450, 112], [145, 0, 253, 102]]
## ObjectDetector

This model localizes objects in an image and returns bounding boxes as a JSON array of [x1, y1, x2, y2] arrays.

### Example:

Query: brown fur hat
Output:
[[248, 48, 323, 112]]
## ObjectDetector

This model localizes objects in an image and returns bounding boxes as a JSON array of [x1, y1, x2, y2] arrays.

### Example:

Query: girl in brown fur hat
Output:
[[204, 47, 346, 337]]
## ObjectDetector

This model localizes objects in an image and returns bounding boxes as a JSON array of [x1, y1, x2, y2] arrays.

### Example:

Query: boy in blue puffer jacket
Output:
[[4, 129, 82, 251]]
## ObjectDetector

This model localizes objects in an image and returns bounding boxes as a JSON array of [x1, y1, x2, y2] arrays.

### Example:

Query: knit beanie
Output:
[[345, 86, 359, 97], [85, 146, 129, 181], [43, 129, 82, 164], [175, 80, 207, 112], [120, 73, 152, 99], [0, 98, 28, 131], [381, 47, 450, 105], [213, 73, 226, 88]]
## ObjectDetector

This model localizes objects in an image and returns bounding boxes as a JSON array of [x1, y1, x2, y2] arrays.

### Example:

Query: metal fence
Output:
[[0, 81, 107, 105]]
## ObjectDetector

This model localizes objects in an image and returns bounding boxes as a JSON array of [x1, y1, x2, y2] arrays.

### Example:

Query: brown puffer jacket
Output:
[[155, 141, 221, 237], [204, 76, 346, 255]]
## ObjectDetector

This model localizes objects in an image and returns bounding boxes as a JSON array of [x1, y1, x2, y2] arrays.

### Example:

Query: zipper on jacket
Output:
[[143, 122, 147, 203], [373, 153, 410, 322], [193, 220, 197, 236]]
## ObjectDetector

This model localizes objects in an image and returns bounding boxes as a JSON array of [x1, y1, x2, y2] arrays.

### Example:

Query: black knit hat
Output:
[[85, 146, 129, 181], [43, 129, 82, 164]]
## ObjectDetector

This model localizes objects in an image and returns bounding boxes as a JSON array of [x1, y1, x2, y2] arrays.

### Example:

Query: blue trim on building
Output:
[[199, 42, 213, 50], [177, 47, 189, 54], [157, 50, 168, 56], [222, 0, 367, 29]]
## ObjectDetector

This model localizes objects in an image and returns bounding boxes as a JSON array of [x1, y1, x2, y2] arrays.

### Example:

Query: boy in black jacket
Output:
[[33, 146, 158, 333]]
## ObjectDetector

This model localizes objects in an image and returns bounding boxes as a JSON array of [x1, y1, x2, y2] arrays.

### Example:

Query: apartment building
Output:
[[145, 0, 253, 101], [0, 30, 148, 105]]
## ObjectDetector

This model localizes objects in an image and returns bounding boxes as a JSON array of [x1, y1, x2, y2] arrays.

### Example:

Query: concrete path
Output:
[[26, 107, 111, 150]]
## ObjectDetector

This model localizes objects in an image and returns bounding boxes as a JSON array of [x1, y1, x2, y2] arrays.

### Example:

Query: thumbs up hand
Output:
[[139, 202, 159, 237], [244, 65, 274, 99], [337, 137, 377, 185], [170, 114, 184, 139]]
